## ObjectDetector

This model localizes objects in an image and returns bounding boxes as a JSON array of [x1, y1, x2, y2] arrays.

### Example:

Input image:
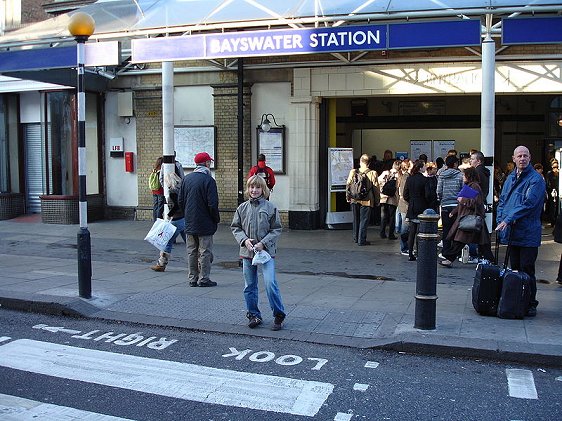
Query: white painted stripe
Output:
[[0, 339, 333, 417], [334, 412, 353, 421], [353, 383, 369, 392], [0, 393, 134, 420], [556, 376, 562, 382], [364, 361, 379, 369], [0, 336, 11, 343], [506, 369, 538, 400]]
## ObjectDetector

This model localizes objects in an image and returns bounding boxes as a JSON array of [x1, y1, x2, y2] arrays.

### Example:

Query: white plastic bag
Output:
[[252, 250, 271, 266], [144, 218, 177, 251]]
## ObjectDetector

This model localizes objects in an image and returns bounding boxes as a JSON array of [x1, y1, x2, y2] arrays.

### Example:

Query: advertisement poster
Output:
[[433, 140, 455, 161], [410, 140, 432, 161], [328, 148, 354, 192]]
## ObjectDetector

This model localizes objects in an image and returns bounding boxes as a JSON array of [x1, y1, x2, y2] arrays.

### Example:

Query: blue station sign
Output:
[[502, 17, 562, 45], [132, 19, 482, 63]]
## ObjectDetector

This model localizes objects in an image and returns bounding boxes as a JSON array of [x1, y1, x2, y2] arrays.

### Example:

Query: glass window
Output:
[[0, 94, 19, 193]]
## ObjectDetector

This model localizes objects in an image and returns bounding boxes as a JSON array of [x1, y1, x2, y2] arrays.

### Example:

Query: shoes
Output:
[[150, 264, 165, 272], [439, 259, 453, 268], [400, 251, 409, 256], [438, 253, 445, 260], [466, 257, 479, 264], [526, 306, 537, 317], [198, 280, 217, 287], [271, 314, 285, 331], [388, 235, 397, 240], [437, 240, 443, 248], [408, 256, 416, 261], [357, 241, 371, 246], [557, 280, 562, 285], [248, 316, 262, 328], [189, 281, 198, 287], [380, 232, 387, 239]]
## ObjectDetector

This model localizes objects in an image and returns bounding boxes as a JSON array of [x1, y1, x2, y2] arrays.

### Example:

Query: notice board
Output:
[[174, 126, 216, 168]]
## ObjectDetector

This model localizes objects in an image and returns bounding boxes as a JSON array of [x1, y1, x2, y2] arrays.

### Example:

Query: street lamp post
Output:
[[69, 12, 95, 299]]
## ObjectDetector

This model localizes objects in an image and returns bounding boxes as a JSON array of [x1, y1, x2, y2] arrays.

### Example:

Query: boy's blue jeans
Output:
[[242, 257, 285, 320]]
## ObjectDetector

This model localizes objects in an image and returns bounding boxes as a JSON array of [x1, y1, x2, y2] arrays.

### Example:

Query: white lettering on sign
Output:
[[222, 347, 328, 370], [309, 30, 380, 48], [32, 324, 177, 350]]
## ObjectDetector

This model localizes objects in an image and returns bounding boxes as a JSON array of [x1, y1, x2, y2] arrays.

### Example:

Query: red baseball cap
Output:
[[194, 152, 213, 164]]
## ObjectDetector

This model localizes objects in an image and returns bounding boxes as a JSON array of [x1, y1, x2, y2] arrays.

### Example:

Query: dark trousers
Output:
[[380, 204, 397, 238], [352, 203, 371, 245], [440, 207, 456, 255], [406, 221, 419, 259], [152, 194, 165, 221], [557, 253, 562, 282], [444, 240, 495, 263], [509, 246, 539, 308]]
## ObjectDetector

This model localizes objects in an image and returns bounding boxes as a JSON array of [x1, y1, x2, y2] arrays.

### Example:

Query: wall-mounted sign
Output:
[[109, 137, 124, 157], [257, 127, 285, 174], [502, 17, 562, 45]]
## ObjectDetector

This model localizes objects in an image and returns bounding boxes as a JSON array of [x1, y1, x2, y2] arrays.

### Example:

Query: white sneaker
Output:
[[437, 240, 443, 248], [400, 251, 409, 256], [438, 253, 445, 259], [466, 257, 479, 264]]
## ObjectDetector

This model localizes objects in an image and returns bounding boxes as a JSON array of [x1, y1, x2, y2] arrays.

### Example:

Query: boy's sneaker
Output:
[[400, 251, 409, 256], [466, 257, 479, 264], [248, 316, 262, 328], [271, 315, 285, 331]]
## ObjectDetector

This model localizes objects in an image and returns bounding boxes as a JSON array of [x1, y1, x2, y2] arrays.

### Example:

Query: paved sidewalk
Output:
[[0, 216, 561, 365]]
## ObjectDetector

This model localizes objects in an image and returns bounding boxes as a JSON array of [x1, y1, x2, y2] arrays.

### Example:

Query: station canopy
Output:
[[1, 0, 562, 48]]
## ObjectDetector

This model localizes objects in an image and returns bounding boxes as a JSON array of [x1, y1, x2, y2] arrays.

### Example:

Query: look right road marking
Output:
[[0, 339, 333, 417], [506, 369, 538, 400]]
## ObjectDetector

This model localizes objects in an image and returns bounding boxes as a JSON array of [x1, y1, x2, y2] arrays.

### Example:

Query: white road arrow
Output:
[[32, 324, 82, 335]]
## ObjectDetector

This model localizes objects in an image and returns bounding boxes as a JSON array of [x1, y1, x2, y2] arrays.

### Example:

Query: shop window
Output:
[[0, 95, 19, 193]]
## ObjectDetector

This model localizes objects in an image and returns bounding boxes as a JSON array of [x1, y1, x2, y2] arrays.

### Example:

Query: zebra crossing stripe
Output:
[[0, 393, 133, 420], [0, 339, 333, 417], [506, 369, 538, 400]]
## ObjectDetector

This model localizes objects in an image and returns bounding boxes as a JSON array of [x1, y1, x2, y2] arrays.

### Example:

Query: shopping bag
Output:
[[252, 250, 271, 266], [144, 218, 177, 251]]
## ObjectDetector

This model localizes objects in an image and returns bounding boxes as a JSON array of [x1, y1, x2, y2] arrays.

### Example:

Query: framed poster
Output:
[[329, 147, 354, 192], [257, 127, 285, 174], [433, 140, 455, 161], [410, 140, 433, 161], [174, 126, 216, 169]]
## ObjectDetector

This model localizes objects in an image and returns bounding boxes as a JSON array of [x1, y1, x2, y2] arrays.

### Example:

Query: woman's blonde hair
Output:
[[164, 172, 182, 190], [246, 174, 270, 199]]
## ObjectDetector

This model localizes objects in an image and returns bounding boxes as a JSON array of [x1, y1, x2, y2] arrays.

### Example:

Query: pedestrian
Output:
[[247, 153, 276, 191], [378, 161, 400, 239], [149, 157, 165, 221], [178, 152, 220, 287], [424, 162, 439, 212], [403, 160, 435, 261], [346, 154, 380, 246], [470, 150, 490, 203], [553, 213, 562, 285], [231, 175, 286, 331], [496, 145, 546, 317], [437, 155, 464, 257], [396, 159, 411, 255], [159, 151, 184, 187], [150, 172, 186, 272], [439, 167, 495, 268], [546, 158, 559, 226]]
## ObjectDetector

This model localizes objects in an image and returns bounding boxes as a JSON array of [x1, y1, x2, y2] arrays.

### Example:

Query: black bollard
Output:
[[414, 209, 440, 330]]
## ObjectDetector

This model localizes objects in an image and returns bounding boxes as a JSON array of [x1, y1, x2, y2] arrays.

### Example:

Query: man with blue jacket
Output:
[[496, 145, 546, 317], [179, 152, 220, 287]]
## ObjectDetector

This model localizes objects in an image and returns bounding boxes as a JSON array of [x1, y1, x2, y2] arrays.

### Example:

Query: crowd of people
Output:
[[346, 146, 553, 317]]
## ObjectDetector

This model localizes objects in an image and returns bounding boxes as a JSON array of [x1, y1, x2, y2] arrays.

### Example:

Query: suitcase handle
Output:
[[494, 224, 514, 270]]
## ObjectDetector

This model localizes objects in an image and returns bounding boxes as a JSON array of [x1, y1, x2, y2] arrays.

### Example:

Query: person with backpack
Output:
[[378, 160, 400, 240], [247, 154, 276, 192], [149, 156, 165, 221], [346, 154, 380, 246]]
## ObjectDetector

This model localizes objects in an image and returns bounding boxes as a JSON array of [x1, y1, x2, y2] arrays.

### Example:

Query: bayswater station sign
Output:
[[132, 20, 481, 63]]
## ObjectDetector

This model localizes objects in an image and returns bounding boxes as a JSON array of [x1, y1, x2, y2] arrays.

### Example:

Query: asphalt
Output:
[[0, 214, 561, 366]]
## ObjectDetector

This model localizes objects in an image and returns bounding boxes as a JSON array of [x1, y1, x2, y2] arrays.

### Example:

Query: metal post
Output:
[[75, 35, 91, 298], [237, 58, 244, 205], [162, 61, 175, 204], [414, 209, 440, 330]]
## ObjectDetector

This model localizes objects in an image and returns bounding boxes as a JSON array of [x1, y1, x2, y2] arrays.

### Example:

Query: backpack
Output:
[[148, 170, 161, 191], [347, 169, 372, 200], [381, 174, 397, 197], [256, 166, 272, 189]]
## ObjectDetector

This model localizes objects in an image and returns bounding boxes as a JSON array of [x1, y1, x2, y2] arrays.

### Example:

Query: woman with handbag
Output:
[[439, 167, 494, 267]]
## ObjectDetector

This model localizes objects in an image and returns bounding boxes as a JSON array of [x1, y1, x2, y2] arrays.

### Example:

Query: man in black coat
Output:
[[178, 152, 220, 287]]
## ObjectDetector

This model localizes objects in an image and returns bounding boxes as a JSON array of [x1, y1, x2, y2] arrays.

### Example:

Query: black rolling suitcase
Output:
[[472, 233, 502, 316], [497, 270, 531, 319]]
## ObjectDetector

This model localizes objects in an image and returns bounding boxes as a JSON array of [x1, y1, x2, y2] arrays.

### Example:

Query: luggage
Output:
[[472, 263, 503, 316], [497, 269, 531, 319]]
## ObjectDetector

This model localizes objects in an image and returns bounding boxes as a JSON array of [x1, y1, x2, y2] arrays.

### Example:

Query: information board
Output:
[[329, 148, 354, 192], [410, 140, 432, 162], [174, 126, 216, 168], [433, 140, 455, 161]]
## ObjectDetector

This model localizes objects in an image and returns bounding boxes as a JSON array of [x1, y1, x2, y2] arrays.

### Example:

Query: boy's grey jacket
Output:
[[437, 168, 464, 208], [231, 197, 282, 259]]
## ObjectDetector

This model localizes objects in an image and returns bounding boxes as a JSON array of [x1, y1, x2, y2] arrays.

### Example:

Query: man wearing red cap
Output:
[[248, 154, 276, 191], [178, 152, 220, 287]]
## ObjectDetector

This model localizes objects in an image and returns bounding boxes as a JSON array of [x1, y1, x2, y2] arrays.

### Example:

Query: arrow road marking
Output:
[[0, 393, 134, 420], [506, 369, 538, 400], [32, 324, 82, 334], [0, 339, 333, 417]]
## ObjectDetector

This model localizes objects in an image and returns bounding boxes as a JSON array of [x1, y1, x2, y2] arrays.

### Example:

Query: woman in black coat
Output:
[[554, 213, 562, 284], [403, 160, 436, 261]]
